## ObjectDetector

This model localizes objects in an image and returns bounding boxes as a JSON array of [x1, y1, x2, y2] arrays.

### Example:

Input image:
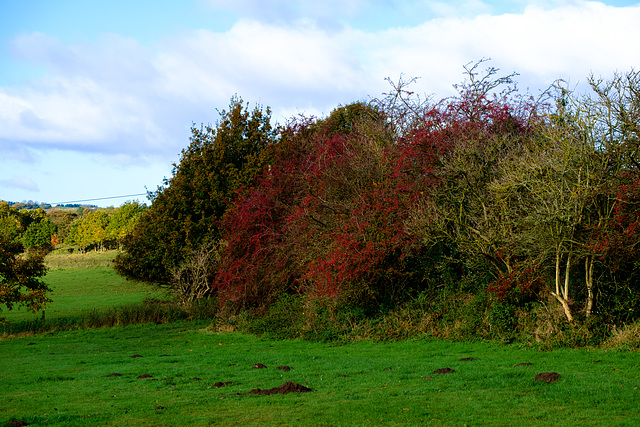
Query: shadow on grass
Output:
[[0, 298, 218, 337]]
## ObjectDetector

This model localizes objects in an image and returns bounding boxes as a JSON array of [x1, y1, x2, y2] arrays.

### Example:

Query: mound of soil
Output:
[[155, 406, 165, 410], [432, 368, 456, 374], [534, 372, 561, 383], [249, 381, 313, 395], [190, 377, 202, 381], [253, 363, 267, 369], [214, 381, 233, 388], [460, 357, 475, 361], [131, 354, 143, 358], [106, 373, 122, 377], [137, 374, 153, 379], [276, 366, 291, 372], [514, 362, 533, 367], [9, 420, 28, 426], [159, 354, 171, 357]]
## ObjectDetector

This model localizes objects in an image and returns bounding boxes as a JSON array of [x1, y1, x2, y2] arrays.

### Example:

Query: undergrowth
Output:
[[214, 291, 623, 349]]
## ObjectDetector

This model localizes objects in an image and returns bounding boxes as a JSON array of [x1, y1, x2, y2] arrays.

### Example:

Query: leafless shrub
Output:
[[170, 239, 226, 304]]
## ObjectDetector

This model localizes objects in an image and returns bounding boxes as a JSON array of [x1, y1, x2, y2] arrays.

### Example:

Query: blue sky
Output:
[[1, 0, 640, 207]]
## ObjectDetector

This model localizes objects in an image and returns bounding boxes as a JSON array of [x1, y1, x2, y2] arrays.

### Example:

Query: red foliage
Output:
[[487, 261, 544, 303], [213, 104, 443, 309], [589, 172, 640, 271], [213, 75, 542, 310]]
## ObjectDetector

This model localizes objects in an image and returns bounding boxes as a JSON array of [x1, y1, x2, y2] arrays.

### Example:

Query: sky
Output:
[[1, 0, 640, 207]]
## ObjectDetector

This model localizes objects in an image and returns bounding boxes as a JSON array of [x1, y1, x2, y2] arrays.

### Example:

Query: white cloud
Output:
[[155, 21, 372, 110], [1, 0, 640, 169], [0, 176, 40, 192]]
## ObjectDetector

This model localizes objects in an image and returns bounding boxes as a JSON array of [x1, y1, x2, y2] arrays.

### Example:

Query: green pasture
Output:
[[1, 250, 640, 425], [1, 251, 162, 329], [1, 322, 639, 426]]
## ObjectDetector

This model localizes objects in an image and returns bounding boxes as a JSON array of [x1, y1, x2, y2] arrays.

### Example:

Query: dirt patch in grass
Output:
[[249, 381, 313, 395], [432, 368, 456, 374], [214, 381, 233, 388], [252, 363, 267, 369], [534, 372, 561, 383]]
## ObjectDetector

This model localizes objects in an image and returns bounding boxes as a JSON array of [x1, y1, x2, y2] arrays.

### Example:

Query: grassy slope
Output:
[[1, 322, 639, 426], [1, 251, 161, 326]]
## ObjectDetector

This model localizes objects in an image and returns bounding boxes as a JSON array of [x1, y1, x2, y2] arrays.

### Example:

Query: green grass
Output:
[[2, 250, 639, 425], [1, 322, 639, 426], [1, 250, 163, 334]]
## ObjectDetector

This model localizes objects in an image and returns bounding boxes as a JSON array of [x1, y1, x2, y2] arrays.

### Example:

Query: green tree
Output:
[[21, 217, 57, 251], [0, 201, 22, 243], [105, 201, 146, 250], [67, 209, 111, 252], [114, 96, 276, 285], [0, 201, 49, 323]]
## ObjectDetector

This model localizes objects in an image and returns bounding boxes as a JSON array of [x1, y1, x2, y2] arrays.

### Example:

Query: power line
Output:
[[50, 193, 148, 205]]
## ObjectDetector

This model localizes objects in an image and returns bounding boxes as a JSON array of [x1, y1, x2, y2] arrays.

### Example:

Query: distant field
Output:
[[1, 322, 640, 426], [1, 250, 162, 328]]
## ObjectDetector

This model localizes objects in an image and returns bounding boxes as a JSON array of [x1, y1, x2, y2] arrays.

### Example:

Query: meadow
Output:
[[0, 250, 169, 336], [2, 250, 161, 325], [1, 251, 640, 426]]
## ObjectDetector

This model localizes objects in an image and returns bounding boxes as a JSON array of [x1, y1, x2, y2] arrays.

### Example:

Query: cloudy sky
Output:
[[1, 0, 639, 207]]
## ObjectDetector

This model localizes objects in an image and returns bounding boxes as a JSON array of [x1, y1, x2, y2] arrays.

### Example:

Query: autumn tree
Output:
[[580, 70, 640, 322], [213, 101, 439, 311], [401, 62, 547, 300], [47, 209, 79, 243], [67, 209, 111, 252]]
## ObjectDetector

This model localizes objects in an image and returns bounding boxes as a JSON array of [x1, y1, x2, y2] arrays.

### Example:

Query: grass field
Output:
[[2, 321, 640, 426], [1, 250, 640, 426], [1, 251, 162, 332]]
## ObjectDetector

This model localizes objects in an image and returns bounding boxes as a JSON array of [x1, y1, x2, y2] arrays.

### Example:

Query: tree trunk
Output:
[[554, 294, 574, 323], [585, 256, 594, 317], [552, 246, 574, 322]]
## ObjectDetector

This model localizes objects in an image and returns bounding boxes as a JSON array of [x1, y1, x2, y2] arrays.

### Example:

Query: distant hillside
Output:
[[2, 200, 97, 210]]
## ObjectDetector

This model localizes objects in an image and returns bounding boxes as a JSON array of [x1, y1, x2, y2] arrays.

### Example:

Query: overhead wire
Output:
[[50, 193, 148, 205]]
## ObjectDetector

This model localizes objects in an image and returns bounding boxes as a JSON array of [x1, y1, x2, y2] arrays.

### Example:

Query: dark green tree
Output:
[[114, 96, 276, 285], [21, 217, 57, 251]]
